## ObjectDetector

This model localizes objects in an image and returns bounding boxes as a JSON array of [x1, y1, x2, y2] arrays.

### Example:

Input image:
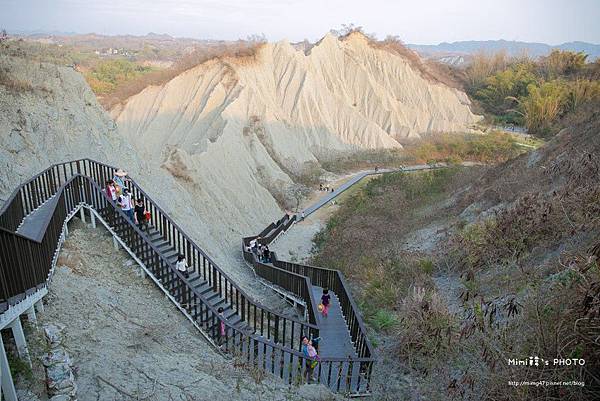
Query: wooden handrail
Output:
[[0, 160, 374, 394]]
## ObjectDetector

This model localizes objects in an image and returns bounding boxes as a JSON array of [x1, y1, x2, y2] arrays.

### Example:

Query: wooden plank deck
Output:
[[16, 196, 60, 240], [310, 285, 357, 359]]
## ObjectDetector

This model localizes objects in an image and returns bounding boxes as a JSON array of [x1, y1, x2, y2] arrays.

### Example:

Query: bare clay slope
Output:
[[111, 32, 480, 262]]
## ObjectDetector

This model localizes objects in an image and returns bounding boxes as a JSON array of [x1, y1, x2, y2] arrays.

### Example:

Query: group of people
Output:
[[300, 289, 332, 382], [319, 183, 335, 193], [302, 335, 322, 382], [248, 237, 271, 263], [104, 168, 151, 232]]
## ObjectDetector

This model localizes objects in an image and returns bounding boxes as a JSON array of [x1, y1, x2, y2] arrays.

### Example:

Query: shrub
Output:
[[370, 309, 399, 332], [474, 62, 538, 120], [419, 258, 435, 275], [404, 132, 530, 164], [0, 69, 34, 92], [540, 50, 588, 78], [85, 58, 155, 94], [397, 287, 457, 363], [465, 50, 510, 91], [515, 81, 565, 136]]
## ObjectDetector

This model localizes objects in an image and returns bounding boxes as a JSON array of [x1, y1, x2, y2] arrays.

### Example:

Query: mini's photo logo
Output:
[[508, 356, 549, 366], [508, 356, 585, 367]]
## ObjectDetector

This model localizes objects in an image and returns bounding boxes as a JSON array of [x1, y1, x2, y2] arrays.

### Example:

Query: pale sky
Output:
[[2, 0, 599, 45]]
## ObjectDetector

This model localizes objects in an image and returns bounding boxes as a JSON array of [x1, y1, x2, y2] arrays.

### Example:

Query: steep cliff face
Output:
[[0, 33, 481, 285], [110, 34, 481, 250], [0, 54, 282, 289], [0, 55, 138, 199]]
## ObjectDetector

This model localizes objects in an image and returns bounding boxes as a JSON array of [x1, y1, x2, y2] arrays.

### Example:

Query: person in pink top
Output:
[[105, 180, 117, 202], [321, 288, 331, 318]]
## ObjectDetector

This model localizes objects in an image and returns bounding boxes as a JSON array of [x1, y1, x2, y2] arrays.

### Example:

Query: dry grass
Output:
[[99, 41, 264, 109], [370, 35, 465, 90], [438, 107, 600, 400], [0, 68, 34, 92], [312, 106, 600, 399], [319, 131, 538, 174]]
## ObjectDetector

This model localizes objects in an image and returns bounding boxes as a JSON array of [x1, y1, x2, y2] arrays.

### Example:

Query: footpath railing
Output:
[[2, 159, 380, 393], [243, 213, 375, 392]]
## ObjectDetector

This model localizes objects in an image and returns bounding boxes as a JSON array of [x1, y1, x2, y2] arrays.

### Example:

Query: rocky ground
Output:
[[19, 218, 343, 401]]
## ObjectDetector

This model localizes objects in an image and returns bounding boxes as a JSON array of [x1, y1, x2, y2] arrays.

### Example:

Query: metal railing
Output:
[[0, 159, 373, 394], [242, 214, 375, 392]]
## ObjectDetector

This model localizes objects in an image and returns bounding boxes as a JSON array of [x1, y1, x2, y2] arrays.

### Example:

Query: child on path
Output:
[[321, 288, 331, 318], [301, 336, 319, 382]]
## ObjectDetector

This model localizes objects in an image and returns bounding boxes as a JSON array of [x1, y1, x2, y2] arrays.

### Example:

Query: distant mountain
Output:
[[8, 29, 79, 37], [408, 39, 600, 61]]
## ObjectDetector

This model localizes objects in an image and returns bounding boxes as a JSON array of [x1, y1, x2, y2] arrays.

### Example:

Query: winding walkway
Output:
[[2, 160, 457, 398]]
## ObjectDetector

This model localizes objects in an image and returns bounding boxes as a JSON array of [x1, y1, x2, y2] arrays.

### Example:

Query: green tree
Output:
[[512, 81, 565, 136], [540, 50, 587, 78], [474, 62, 538, 122]]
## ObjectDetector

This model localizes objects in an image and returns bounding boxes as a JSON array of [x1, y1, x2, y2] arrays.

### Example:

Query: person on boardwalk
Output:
[[105, 180, 117, 202], [311, 336, 321, 353], [321, 288, 331, 318], [217, 307, 226, 346], [263, 245, 270, 263], [301, 336, 319, 382], [175, 254, 189, 279], [113, 168, 128, 195], [134, 198, 148, 232], [118, 188, 134, 221], [300, 211, 305, 221]]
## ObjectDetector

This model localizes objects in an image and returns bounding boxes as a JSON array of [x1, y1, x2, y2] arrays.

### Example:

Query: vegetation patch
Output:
[[320, 131, 541, 173], [465, 49, 600, 136]]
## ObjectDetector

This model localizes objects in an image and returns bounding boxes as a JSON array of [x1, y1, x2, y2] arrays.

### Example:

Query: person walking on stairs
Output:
[[118, 188, 134, 221], [113, 168, 128, 195], [134, 198, 148, 232], [105, 180, 117, 201], [321, 288, 331, 318], [301, 335, 319, 383], [217, 307, 226, 347], [176, 254, 189, 279], [175, 255, 190, 309]]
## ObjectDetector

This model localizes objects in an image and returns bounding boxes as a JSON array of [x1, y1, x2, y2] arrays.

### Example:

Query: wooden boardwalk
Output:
[[310, 286, 357, 359], [16, 196, 59, 240], [2, 159, 395, 395]]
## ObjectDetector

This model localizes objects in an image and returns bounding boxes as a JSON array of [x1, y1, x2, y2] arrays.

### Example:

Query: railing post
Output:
[[89, 208, 96, 228], [0, 334, 18, 401], [35, 299, 44, 313], [8, 317, 31, 368], [26, 305, 37, 324]]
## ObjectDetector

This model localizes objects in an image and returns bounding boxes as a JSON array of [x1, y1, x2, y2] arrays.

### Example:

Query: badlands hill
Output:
[[0, 55, 138, 197], [1, 33, 480, 293], [111, 33, 480, 249], [0, 54, 271, 299]]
